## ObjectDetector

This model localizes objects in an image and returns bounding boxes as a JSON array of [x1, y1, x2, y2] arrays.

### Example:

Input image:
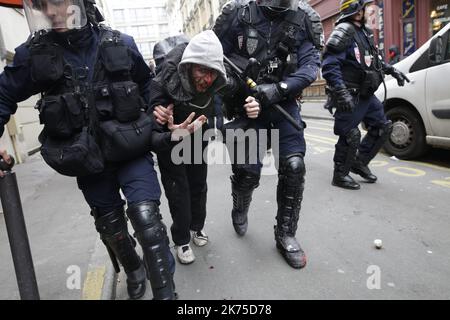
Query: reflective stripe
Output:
[[340, 0, 359, 10]]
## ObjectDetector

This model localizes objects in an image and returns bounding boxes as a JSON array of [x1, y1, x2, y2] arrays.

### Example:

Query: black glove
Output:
[[391, 69, 410, 87], [384, 64, 410, 87], [335, 88, 355, 113], [255, 83, 285, 107]]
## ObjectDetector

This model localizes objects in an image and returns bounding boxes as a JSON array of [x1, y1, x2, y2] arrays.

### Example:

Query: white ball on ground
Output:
[[374, 239, 383, 249]]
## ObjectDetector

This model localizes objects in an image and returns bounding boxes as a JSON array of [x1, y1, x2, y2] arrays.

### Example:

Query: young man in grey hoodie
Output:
[[150, 30, 260, 264]]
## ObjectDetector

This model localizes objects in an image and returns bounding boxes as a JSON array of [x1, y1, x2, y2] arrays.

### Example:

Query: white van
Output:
[[375, 23, 450, 159]]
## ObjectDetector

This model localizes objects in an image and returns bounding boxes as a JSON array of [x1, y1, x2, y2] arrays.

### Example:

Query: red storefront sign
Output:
[[0, 0, 23, 8]]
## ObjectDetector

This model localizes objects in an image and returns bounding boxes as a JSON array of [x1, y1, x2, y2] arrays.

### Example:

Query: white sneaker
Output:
[[192, 230, 209, 247], [176, 244, 195, 264]]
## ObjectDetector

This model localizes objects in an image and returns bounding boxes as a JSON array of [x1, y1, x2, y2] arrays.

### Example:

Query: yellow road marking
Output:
[[431, 177, 450, 189], [404, 161, 450, 173], [82, 266, 106, 300], [388, 167, 426, 177], [370, 160, 389, 167]]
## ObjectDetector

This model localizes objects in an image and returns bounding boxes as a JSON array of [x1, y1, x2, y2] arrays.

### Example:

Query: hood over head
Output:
[[177, 30, 227, 95]]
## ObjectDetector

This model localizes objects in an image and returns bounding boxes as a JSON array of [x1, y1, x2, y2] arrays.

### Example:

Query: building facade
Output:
[[180, 0, 227, 37], [0, 6, 41, 162], [101, 0, 171, 62], [166, 0, 184, 36], [311, 0, 450, 59]]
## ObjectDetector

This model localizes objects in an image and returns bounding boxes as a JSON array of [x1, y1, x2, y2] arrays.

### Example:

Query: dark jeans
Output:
[[157, 132, 209, 246]]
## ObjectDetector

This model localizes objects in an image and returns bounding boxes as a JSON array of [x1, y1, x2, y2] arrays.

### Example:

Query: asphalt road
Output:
[[116, 117, 450, 300]]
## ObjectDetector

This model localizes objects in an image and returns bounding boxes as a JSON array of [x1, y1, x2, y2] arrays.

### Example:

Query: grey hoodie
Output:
[[178, 30, 227, 97]]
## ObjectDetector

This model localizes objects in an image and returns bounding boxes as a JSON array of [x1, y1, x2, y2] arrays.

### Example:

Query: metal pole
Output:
[[0, 157, 40, 300]]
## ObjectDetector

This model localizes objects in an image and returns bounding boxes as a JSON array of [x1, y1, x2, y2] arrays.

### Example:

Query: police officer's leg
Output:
[[77, 171, 146, 300], [119, 154, 176, 300], [230, 164, 261, 236], [229, 120, 263, 236], [332, 98, 368, 189], [351, 95, 392, 182], [273, 104, 307, 268]]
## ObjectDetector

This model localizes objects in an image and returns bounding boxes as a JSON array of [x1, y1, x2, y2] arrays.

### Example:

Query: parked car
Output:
[[375, 23, 450, 159]]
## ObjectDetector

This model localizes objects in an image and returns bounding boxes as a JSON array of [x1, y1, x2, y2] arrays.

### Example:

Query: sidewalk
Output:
[[301, 100, 333, 121], [0, 154, 110, 300]]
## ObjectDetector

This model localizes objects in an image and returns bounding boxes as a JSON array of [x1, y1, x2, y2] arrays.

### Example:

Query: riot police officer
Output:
[[322, 0, 409, 190], [213, 0, 323, 269], [0, 0, 201, 300]]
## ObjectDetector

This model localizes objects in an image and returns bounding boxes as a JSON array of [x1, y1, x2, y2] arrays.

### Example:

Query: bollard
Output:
[[0, 156, 40, 300]]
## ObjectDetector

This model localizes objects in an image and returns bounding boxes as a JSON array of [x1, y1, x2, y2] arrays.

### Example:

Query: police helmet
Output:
[[336, 0, 374, 24], [255, 0, 298, 12], [23, 0, 99, 32]]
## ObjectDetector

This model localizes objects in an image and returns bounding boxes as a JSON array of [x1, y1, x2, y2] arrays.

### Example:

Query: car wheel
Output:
[[384, 106, 429, 159]]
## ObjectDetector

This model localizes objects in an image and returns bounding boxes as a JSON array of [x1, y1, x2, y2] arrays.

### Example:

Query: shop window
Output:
[[430, 0, 450, 35]]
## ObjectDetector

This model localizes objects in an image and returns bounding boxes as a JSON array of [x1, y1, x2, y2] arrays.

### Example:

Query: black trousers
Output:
[[157, 134, 208, 246]]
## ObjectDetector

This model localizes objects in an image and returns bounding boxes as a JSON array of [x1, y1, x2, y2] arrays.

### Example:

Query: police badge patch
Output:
[[354, 44, 361, 64], [364, 51, 373, 67], [238, 35, 243, 50], [246, 29, 259, 55]]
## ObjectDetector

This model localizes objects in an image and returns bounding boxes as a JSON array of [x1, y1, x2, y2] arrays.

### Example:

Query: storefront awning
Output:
[[0, 0, 23, 8]]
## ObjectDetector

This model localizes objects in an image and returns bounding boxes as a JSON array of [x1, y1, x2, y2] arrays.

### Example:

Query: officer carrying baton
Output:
[[0, 156, 40, 300], [223, 55, 302, 131]]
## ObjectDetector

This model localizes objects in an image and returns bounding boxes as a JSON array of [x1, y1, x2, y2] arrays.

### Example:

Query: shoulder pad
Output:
[[325, 22, 356, 53], [213, 1, 240, 38], [298, 2, 325, 50]]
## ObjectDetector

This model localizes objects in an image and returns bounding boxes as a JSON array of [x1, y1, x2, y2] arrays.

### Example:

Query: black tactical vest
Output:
[[237, 2, 306, 84], [340, 24, 384, 96], [29, 26, 154, 176]]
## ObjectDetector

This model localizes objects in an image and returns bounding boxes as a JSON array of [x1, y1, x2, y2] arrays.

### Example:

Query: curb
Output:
[[82, 237, 117, 300]]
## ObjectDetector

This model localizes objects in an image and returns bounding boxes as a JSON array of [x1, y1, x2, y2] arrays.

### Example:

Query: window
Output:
[[129, 9, 137, 21]]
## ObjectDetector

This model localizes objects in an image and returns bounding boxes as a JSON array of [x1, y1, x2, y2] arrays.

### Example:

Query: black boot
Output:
[[332, 128, 361, 190], [333, 162, 361, 190], [127, 201, 176, 300], [275, 155, 307, 269], [351, 156, 377, 183], [230, 170, 260, 236], [93, 207, 146, 300], [125, 261, 147, 299]]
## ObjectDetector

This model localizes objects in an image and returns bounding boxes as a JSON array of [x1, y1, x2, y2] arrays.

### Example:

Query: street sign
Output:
[[0, 0, 23, 8]]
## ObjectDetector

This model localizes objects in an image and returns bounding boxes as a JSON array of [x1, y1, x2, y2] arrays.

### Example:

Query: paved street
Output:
[[0, 154, 97, 300], [115, 108, 450, 300], [1, 103, 449, 300]]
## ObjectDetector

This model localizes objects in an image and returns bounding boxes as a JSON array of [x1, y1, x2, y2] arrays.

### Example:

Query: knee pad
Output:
[[282, 154, 306, 176], [279, 154, 306, 187], [231, 168, 261, 190], [345, 128, 361, 148], [126, 201, 168, 247], [94, 207, 128, 239]]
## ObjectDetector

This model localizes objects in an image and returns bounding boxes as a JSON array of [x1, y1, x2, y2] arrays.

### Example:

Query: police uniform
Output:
[[213, 0, 323, 269], [322, 0, 408, 190], [0, 0, 176, 299]]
